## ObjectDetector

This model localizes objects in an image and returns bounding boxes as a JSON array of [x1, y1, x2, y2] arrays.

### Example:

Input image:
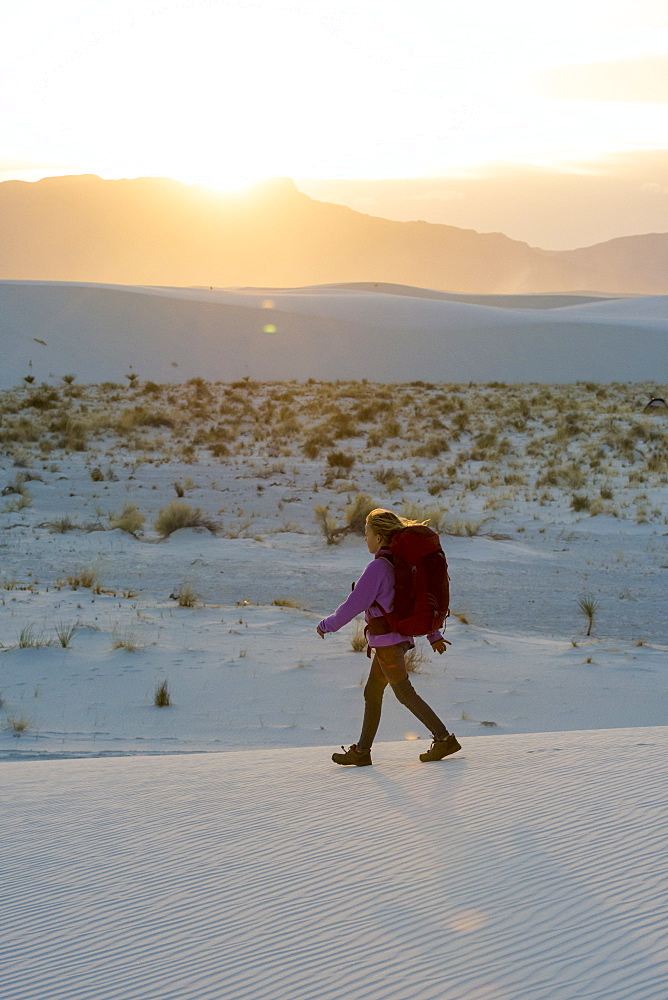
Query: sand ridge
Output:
[[1, 280, 666, 385]]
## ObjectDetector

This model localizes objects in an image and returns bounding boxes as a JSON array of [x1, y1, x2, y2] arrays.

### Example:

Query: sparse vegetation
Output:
[[111, 629, 144, 652], [109, 502, 145, 535], [18, 624, 50, 648], [55, 622, 79, 648], [405, 645, 430, 673], [172, 582, 200, 607], [5, 714, 30, 733], [314, 504, 342, 545], [154, 502, 219, 537], [66, 567, 101, 591], [351, 620, 367, 652], [578, 594, 599, 636], [46, 515, 81, 534], [154, 680, 171, 707]]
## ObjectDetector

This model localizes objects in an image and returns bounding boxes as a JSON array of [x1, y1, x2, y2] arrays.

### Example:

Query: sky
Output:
[[2, 0, 668, 191]]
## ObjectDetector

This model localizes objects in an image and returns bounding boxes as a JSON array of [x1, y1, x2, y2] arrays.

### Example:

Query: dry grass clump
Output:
[[578, 594, 599, 636], [570, 494, 591, 512], [5, 714, 31, 734], [109, 502, 145, 535], [313, 505, 344, 545], [172, 582, 201, 607], [111, 629, 144, 652], [326, 451, 355, 474], [44, 514, 81, 535], [345, 493, 376, 534], [18, 624, 51, 648], [405, 645, 430, 673], [374, 466, 405, 492], [399, 501, 445, 532], [351, 620, 367, 652], [55, 622, 79, 648], [2, 470, 41, 495], [154, 680, 171, 707], [443, 518, 491, 537], [66, 567, 101, 591], [3, 492, 33, 512], [413, 435, 450, 459], [272, 597, 308, 609], [154, 501, 219, 538]]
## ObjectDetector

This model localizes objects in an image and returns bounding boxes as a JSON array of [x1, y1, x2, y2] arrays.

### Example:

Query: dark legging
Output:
[[358, 643, 449, 751]]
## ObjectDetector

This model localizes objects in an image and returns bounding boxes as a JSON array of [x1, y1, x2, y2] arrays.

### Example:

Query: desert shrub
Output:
[[405, 645, 430, 673], [67, 567, 100, 590], [173, 582, 200, 607], [570, 494, 591, 512], [326, 450, 355, 472], [55, 623, 78, 648], [3, 470, 35, 495], [154, 502, 219, 537], [314, 505, 340, 545], [111, 629, 143, 651], [5, 714, 30, 733], [47, 516, 81, 533], [578, 594, 599, 635], [345, 493, 376, 535], [375, 466, 404, 486], [117, 407, 175, 431], [26, 386, 61, 410], [154, 680, 171, 707], [273, 597, 307, 609], [330, 413, 358, 439], [109, 502, 145, 535], [413, 435, 450, 458], [400, 501, 444, 532], [444, 518, 489, 537], [427, 479, 448, 496], [58, 421, 88, 451], [18, 624, 50, 648], [142, 381, 163, 396], [351, 620, 367, 652]]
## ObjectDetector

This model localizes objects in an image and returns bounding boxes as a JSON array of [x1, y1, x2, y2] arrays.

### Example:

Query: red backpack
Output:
[[372, 525, 450, 637]]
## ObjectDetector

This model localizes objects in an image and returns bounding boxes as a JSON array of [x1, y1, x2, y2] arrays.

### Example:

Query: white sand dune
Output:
[[2, 728, 667, 1000], [2, 280, 667, 386]]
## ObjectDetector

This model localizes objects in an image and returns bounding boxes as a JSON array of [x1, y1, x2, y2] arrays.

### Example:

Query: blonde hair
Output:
[[365, 508, 426, 543]]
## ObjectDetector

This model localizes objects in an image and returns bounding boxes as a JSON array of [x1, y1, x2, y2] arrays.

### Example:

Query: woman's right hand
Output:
[[316, 626, 325, 639]]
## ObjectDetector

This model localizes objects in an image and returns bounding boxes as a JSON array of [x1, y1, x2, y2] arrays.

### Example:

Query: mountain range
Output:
[[1, 173, 667, 294]]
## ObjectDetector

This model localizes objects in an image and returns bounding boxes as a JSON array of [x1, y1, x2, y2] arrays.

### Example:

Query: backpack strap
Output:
[[371, 548, 394, 616], [367, 548, 393, 630]]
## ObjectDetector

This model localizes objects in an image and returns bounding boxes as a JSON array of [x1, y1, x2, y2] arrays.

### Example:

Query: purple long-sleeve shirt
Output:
[[318, 555, 443, 648]]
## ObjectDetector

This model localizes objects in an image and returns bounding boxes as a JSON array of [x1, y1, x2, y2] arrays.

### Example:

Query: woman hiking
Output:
[[317, 508, 461, 766]]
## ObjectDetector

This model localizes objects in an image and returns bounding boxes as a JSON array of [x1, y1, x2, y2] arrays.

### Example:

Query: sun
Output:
[[197, 172, 270, 196]]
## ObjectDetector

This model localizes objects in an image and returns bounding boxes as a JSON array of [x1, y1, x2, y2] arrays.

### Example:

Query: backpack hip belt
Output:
[[365, 614, 393, 638]]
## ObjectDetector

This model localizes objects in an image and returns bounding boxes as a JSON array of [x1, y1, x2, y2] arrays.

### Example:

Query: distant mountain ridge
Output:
[[1, 174, 667, 294]]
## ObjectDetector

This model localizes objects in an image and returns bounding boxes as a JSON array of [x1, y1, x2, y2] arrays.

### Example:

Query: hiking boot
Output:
[[419, 733, 461, 762], [332, 744, 372, 767]]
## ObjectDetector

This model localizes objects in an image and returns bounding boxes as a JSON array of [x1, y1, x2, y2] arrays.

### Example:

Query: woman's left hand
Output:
[[316, 626, 325, 639], [431, 639, 451, 655]]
